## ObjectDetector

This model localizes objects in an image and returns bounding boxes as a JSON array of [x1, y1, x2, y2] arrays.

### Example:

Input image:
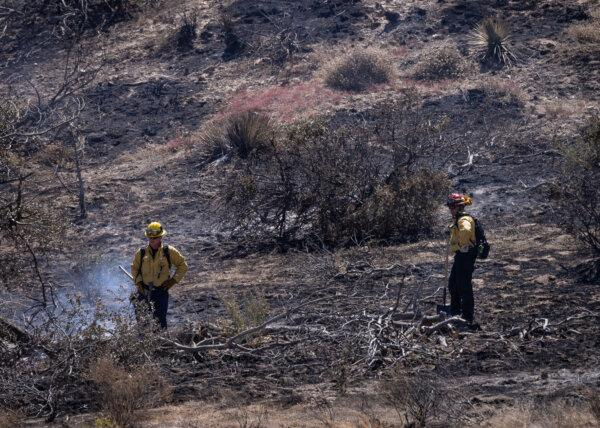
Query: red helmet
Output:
[[446, 193, 472, 207]]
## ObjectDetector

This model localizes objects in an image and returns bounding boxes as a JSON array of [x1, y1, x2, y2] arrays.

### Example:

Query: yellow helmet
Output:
[[145, 222, 167, 238]]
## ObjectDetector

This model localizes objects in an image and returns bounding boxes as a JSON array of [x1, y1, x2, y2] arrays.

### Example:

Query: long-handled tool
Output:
[[436, 241, 452, 315], [119, 265, 149, 313], [119, 265, 133, 281], [119, 265, 157, 292]]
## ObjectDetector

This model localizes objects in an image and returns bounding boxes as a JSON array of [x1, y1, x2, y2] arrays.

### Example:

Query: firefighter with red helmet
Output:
[[446, 193, 479, 327]]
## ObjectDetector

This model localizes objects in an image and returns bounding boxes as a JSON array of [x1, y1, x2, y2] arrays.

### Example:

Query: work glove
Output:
[[162, 277, 177, 290]]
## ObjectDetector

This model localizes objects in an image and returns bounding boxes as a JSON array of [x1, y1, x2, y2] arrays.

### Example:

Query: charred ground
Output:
[[1, 0, 600, 426]]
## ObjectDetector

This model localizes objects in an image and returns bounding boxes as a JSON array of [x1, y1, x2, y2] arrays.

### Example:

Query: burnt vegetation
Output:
[[1, 0, 600, 425], [213, 95, 452, 249], [175, 11, 198, 52], [4, 0, 151, 36], [554, 116, 600, 281], [412, 43, 472, 81]]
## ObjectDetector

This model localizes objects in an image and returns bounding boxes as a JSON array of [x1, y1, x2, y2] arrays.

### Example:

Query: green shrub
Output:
[[469, 17, 516, 65], [324, 49, 395, 92], [413, 44, 471, 80]]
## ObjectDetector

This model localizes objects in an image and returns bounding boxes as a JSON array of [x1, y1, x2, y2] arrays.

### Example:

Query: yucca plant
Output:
[[199, 111, 274, 161], [225, 111, 274, 159], [470, 17, 516, 65]]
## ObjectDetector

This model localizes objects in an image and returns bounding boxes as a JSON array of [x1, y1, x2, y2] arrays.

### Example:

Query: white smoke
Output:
[[52, 259, 137, 329]]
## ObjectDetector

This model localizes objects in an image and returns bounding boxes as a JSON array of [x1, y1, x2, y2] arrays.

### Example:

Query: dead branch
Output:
[[389, 267, 411, 313], [49, 41, 103, 107], [421, 316, 469, 336], [53, 165, 76, 196], [391, 311, 420, 321], [72, 131, 86, 219], [264, 324, 327, 335], [164, 295, 336, 352], [3, 97, 85, 139], [16, 232, 53, 308]]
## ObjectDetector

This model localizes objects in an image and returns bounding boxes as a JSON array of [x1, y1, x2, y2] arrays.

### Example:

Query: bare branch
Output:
[[164, 295, 336, 352]]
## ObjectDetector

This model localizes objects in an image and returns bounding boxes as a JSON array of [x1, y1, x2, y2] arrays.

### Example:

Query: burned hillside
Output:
[[1, 0, 600, 426]]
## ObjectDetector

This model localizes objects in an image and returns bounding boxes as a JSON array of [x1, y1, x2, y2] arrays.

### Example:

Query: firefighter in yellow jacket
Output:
[[446, 193, 478, 326], [131, 222, 188, 329]]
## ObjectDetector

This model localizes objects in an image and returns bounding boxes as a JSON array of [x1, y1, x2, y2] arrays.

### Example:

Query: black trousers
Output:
[[448, 250, 477, 322], [133, 287, 169, 329]]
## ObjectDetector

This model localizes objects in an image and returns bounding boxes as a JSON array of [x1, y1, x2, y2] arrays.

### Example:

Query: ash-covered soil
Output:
[[2, 0, 600, 425]]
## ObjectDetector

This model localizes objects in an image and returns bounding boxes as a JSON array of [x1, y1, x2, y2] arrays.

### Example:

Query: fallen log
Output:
[[0, 317, 30, 344]]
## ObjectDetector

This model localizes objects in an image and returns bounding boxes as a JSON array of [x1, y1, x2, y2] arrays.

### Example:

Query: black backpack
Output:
[[472, 217, 490, 259], [136, 245, 171, 280]]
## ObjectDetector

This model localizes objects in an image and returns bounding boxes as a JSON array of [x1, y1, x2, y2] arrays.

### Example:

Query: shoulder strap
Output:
[[137, 247, 145, 282], [163, 245, 171, 269]]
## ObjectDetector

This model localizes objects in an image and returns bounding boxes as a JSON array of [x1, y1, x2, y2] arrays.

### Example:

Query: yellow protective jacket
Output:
[[130, 245, 188, 291], [449, 213, 476, 253]]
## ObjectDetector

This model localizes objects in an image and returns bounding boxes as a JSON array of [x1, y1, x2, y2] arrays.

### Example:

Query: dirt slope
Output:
[[2, 0, 600, 426]]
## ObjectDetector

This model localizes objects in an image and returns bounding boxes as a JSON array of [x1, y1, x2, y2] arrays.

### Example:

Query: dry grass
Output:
[[165, 135, 193, 152], [478, 76, 526, 107], [482, 401, 598, 427], [0, 408, 23, 428], [381, 369, 444, 427], [564, 15, 600, 64], [323, 49, 395, 92], [230, 405, 269, 428], [568, 22, 600, 44], [588, 390, 600, 423], [220, 82, 343, 123], [87, 357, 171, 428], [413, 43, 472, 80]]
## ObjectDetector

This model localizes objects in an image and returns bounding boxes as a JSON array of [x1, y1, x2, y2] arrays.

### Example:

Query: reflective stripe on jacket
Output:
[[130, 245, 188, 288], [449, 213, 476, 253]]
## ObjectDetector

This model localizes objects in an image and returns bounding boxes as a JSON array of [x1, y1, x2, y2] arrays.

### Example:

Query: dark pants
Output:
[[448, 250, 477, 323], [133, 286, 169, 329]]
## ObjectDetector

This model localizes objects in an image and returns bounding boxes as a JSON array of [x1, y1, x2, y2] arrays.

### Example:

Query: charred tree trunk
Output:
[[74, 133, 86, 220]]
